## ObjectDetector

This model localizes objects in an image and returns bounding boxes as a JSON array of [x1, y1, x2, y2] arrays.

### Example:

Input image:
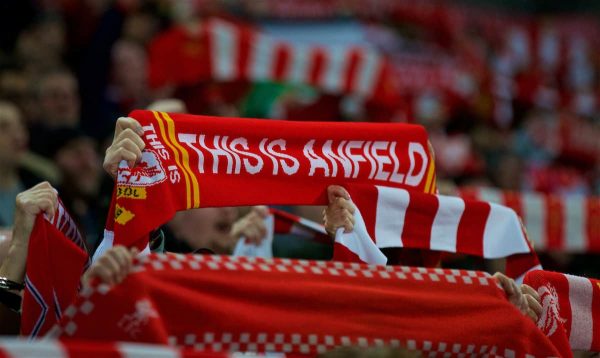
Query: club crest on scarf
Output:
[[117, 299, 159, 339], [118, 150, 167, 188], [537, 284, 567, 337]]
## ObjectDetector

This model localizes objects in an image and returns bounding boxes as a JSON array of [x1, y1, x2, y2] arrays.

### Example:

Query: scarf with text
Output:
[[54, 254, 560, 357], [524, 270, 600, 355], [21, 199, 89, 338], [108, 110, 435, 250]]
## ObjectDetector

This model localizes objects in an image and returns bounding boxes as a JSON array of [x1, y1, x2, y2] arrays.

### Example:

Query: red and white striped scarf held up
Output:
[[232, 186, 541, 281]]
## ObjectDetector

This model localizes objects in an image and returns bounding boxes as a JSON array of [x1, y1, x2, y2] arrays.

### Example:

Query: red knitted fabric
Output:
[[56, 254, 560, 357]]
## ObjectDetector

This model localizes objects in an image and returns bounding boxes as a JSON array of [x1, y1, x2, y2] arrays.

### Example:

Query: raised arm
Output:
[[0, 182, 58, 333], [0, 182, 58, 285]]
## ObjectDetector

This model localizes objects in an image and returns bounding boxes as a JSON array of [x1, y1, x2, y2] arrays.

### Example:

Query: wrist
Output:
[[8, 233, 29, 251], [11, 218, 34, 249]]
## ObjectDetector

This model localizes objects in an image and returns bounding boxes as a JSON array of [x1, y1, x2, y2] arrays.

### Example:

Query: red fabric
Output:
[[55, 254, 560, 356], [588, 198, 600, 252], [400, 190, 438, 249], [148, 24, 211, 89], [21, 205, 89, 338], [331, 242, 363, 262], [111, 110, 434, 249], [455, 200, 488, 256], [545, 195, 565, 250], [524, 270, 600, 355]]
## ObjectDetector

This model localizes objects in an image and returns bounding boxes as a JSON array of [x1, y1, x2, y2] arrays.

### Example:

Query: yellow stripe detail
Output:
[[429, 176, 437, 194], [162, 112, 200, 208], [152, 111, 192, 209], [423, 156, 436, 194]]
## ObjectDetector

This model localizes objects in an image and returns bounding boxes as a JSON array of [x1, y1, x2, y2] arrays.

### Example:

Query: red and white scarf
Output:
[[460, 187, 600, 253], [149, 18, 396, 104], [54, 254, 560, 357], [343, 185, 541, 281], [232, 186, 541, 281], [21, 199, 89, 338], [524, 270, 600, 355]]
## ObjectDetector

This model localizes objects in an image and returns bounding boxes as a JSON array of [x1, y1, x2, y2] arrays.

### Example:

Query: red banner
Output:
[[111, 110, 435, 248]]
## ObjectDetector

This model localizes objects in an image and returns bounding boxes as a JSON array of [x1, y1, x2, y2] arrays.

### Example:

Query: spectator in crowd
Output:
[[28, 68, 82, 156], [165, 206, 268, 254], [46, 128, 105, 250], [32, 68, 80, 128], [106, 39, 150, 117]]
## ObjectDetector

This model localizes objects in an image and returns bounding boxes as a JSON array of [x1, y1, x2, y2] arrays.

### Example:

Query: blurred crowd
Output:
[[0, 0, 598, 272]]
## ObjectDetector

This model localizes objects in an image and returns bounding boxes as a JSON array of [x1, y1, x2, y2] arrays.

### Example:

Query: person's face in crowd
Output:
[[168, 207, 239, 254], [38, 72, 80, 127], [0, 102, 28, 168], [16, 19, 65, 73], [54, 138, 102, 197], [111, 41, 148, 98]]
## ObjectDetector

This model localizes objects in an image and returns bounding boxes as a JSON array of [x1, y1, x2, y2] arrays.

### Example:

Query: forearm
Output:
[[0, 230, 27, 335], [0, 231, 29, 283]]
